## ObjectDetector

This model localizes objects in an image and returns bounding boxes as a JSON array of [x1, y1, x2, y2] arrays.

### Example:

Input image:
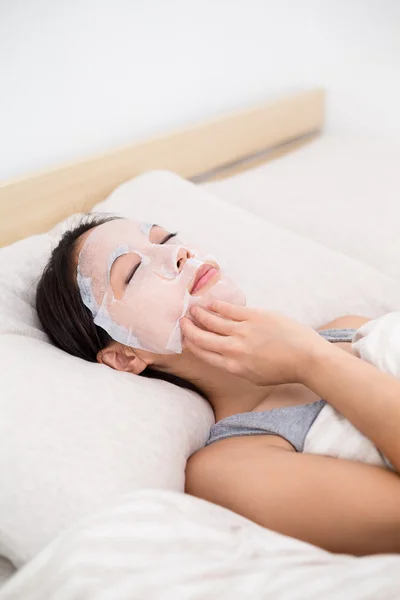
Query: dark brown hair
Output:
[[36, 214, 203, 395]]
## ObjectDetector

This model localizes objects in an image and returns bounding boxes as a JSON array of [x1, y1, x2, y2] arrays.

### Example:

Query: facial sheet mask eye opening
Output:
[[107, 245, 130, 282]]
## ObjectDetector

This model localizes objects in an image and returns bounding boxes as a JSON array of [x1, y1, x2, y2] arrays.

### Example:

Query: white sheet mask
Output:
[[77, 219, 246, 354]]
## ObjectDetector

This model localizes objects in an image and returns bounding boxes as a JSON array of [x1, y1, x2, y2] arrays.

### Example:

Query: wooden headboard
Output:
[[0, 88, 325, 247]]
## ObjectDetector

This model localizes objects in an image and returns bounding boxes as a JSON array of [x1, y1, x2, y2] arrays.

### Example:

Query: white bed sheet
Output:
[[203, 133, 400, 280], [1, 490, 399, 600]]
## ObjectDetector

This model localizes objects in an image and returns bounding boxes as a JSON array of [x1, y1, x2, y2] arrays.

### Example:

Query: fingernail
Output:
[[190, 306, 197, 316]]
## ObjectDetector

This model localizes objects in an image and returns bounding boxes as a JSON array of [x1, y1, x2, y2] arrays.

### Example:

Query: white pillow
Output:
[[1, 170, 400, 568], [204, 133, 400, 278]]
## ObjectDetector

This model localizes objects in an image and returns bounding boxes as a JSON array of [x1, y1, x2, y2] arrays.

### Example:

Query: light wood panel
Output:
[[191, 131, 319, 183], [0, 88, 325, 246]]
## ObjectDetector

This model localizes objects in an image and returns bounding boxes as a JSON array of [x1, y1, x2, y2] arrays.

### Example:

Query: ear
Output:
[[97, 342, 147, 375]]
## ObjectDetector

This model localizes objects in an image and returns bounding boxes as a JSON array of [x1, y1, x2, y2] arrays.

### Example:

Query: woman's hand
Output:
[[181, 301, 327, 386]]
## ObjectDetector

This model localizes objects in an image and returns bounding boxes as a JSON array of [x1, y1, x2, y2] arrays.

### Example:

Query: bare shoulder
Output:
[[185, 441, 232, 497], [185, 446, 214, 497], [318, 314, 371, 331], [185, 436, 290, 500], [186, 439, 246, 497]]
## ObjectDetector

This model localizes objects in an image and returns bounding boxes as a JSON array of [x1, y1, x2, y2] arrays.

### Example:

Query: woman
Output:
[[36, 215, 400, 556]]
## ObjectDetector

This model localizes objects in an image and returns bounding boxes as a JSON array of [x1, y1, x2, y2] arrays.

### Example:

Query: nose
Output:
[[176, 247, 193, 273]]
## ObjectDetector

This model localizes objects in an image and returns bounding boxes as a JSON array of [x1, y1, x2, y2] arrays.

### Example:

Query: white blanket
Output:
[[305, 313, 400, 469], [353, 312, 400, 378], [0, 490, 399, 600]]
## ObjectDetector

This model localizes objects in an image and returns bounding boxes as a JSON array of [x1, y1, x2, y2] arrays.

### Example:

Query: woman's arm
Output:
[[182, 302, 400, 470], [186, 439, 400, 555], [302, 342, 400, 470]]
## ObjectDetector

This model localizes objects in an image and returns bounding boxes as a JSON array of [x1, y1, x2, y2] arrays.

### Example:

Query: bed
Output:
[[1, 88, 400, 599]]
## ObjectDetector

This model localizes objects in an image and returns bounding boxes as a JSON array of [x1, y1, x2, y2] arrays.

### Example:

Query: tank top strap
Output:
[[318, 328, 356, 343]]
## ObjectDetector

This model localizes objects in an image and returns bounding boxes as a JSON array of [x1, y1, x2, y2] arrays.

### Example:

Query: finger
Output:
[[190, 306, 235, 336], [207, 300, 248, 322], [183, 338, 227, 370], [180, 317, 230, 353]]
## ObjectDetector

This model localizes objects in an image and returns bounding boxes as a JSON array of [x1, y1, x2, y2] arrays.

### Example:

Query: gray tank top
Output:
[[206, 328, 356, 451]]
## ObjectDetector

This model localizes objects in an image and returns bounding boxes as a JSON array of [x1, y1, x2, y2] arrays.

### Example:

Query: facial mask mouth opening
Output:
[[189, 263, 221, 296]]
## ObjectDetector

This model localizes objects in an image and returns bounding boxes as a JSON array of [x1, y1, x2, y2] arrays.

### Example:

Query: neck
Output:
[[158, 351, 272, 421]]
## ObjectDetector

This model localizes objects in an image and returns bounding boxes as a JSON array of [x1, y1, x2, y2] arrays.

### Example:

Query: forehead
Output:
[[77, 218, 150, 258], [75, 219, 153, 278], [86, 219, 148, 246]]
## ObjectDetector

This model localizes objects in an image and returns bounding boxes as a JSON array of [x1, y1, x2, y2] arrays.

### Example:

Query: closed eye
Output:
[[160, 232, 177, 244], [125, 263, 140, 285]]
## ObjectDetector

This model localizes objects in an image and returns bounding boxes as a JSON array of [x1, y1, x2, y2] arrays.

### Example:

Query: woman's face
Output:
[[76, 219, 245, 353]]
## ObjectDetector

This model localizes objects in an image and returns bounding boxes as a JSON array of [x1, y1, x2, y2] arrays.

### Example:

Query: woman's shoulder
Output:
[[185, 436, 293, 498]]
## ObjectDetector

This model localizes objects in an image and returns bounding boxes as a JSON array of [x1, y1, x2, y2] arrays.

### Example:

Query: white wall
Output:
[[1, 0, 400, 180]]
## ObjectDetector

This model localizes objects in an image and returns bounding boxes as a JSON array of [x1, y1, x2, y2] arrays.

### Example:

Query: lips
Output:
[[190, 263, 219, 295]]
